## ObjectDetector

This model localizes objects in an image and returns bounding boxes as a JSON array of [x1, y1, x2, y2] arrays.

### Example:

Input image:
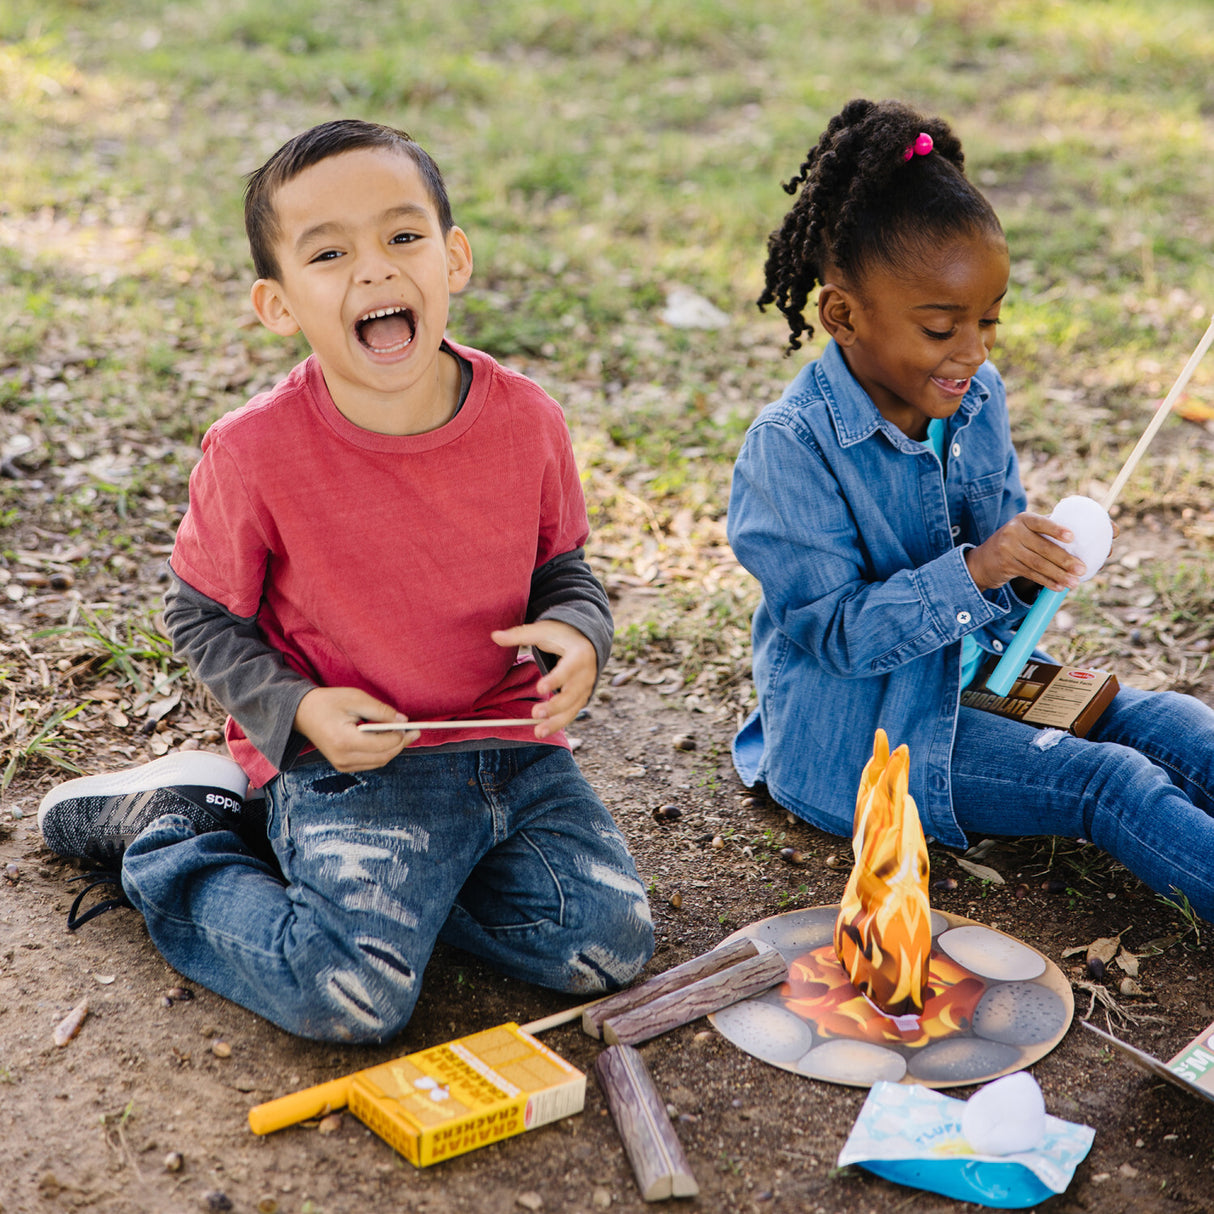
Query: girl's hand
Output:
[[965, 511, 1086, 593], [293, 687, 418, 772], [491, 620, 597, 739]]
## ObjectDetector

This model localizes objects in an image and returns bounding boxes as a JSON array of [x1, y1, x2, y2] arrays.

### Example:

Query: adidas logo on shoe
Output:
[[38, 751, 251, 871]]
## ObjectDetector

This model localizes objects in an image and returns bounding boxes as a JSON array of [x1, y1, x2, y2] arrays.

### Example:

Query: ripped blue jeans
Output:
[[121, 745, 654, 1043], [949, 685, 1214, 920]]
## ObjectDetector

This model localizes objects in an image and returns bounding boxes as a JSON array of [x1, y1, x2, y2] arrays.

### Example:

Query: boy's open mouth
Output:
[[355, 305, 416, 354]]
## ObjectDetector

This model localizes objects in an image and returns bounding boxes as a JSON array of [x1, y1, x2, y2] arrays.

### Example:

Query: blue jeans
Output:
[[950, 686, 1214, 919], [121, 745, 654, 1043]]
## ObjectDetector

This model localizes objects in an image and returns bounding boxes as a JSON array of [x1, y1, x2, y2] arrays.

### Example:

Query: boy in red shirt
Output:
[[39, 120, 654, 1042]]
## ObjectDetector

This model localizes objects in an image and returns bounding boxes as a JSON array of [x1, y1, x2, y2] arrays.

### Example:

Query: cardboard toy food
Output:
[[834, 730, 932, 1019]]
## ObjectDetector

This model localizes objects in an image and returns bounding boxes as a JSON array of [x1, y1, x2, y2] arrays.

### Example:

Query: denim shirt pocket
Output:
[[961, 469, 1007, 539]]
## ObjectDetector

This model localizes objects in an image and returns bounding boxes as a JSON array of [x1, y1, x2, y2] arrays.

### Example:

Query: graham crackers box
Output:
[[347, 1022, 585, 1166], [1083, 1018, 1214, 1107], [963, 657, 1118, 737]]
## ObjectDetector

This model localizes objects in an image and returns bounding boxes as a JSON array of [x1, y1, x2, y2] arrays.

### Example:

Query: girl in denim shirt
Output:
[[728, 98, 1214, 921]]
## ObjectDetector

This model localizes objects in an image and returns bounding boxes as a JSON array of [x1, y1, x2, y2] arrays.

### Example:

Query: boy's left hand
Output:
[[491, 620, 597, 739]]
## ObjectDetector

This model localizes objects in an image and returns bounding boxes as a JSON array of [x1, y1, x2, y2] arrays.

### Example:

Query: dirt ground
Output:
[[3, 567, 1214, 1214]]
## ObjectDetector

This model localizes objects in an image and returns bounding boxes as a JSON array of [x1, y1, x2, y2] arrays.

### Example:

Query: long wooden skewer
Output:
[[985, 313, 1214, 697], [357, 718, 537, 732], [1100, 313, 1214, 511]]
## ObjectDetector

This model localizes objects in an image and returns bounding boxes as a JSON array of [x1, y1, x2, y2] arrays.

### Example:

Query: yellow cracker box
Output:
[[347, 1022, 586, 1166]]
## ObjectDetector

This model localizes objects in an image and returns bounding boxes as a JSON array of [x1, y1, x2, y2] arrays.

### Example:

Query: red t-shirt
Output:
[[171, 342, 589, 786]]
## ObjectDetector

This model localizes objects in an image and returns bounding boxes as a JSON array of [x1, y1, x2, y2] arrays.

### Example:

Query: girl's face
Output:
[[832, 230, 1010, 440]]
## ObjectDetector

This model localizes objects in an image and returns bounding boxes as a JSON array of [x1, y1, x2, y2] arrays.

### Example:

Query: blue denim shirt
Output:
[[727, 340, 1035, 848]]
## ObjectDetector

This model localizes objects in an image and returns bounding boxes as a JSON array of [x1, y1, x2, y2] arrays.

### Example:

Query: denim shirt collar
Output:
[[812, 339, 991, 453]]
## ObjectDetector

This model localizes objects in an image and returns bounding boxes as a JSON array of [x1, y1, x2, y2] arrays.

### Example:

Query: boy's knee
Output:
[[305, 938, 423, 1044], [565, 887, 655, 994]]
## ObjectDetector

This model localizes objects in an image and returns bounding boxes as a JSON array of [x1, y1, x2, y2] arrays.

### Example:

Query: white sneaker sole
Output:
[[38, 751, 248, 828]]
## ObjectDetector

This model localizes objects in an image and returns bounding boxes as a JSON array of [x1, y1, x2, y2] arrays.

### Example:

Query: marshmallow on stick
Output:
[[985, 313, 1214, 697]]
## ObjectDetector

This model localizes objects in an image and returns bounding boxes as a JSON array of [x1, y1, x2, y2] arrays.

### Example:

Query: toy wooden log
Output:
[[577, 936, 763, 1039], [248, 1076, 354, 1135], [601, 944, 788, 1047], [595, 1045, 699, 1201]]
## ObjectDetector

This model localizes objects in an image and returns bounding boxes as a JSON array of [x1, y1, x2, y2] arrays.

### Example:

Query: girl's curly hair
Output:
[[758, 98, 1003, 353]]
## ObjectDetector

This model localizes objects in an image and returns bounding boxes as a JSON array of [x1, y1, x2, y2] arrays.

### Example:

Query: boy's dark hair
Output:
[[759, 98, 1003, 352], [244, 119, 454, 281]]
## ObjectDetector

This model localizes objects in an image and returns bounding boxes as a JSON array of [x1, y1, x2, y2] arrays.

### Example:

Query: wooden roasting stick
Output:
[[595, 1045, 700, 1201]]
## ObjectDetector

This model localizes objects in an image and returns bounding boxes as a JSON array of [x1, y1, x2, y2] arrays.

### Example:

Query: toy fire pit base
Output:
[[710, 906, 1072, 1089]]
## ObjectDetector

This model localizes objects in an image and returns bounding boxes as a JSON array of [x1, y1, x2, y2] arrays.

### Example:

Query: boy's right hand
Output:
[[965, 511, 1086, 594], [293, 687, 418, 772]]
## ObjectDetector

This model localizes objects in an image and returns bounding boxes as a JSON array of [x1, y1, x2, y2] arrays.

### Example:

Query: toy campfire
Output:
[[710, 729, 1074, 1088], [834, 729, 933, 1023]]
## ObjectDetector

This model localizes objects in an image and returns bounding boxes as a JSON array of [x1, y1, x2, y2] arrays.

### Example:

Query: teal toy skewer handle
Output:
[[983, 588, 1068, 697]]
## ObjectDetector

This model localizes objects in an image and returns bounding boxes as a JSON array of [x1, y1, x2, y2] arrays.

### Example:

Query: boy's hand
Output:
[[293, 687, 418, 772], [491, 620, 597, 739], [965, 512, 1086, 593]]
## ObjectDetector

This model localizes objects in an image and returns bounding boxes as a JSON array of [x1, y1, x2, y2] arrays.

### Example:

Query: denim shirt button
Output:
[[951, 442, 962, 458], [992, 639, 1004, 652], [956, 610, 971, 624]]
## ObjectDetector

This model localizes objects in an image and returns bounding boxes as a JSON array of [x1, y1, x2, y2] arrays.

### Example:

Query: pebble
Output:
[[671, 734, 697, 751], [516, 1193, 543, 1211], [257, 1200, 280, 1214], [317, 1113, 343, 1134], [591, 1188, 611, 1209], [164, 1151, 184, 1173], [710, 836, 724, 850], [668, 891, 683, 910], [4, 861, 18, 883], [168, 987, 195, 1001], [202, 1193, 233, 1213], [824, 853, 845, 869], [211, 1039, 232, 1058]]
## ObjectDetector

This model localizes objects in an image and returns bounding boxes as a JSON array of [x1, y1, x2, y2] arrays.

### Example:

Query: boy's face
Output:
[[251, 147, 471, 421], [822, 230, 1009, 441]]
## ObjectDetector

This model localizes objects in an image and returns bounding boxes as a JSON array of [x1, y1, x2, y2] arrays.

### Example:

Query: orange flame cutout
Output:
[[833, 730, 932, 1018]]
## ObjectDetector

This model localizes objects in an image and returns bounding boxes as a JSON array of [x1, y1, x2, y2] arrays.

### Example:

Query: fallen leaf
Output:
[[1175, 394, 1214, 424], [1115, 948, 1139, 978], [1086, 932, 1126, 967], [954, 857, 1005, 884]]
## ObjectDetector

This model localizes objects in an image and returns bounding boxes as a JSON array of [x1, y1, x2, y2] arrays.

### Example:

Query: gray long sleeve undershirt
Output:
[[162, 549, 613, 772]]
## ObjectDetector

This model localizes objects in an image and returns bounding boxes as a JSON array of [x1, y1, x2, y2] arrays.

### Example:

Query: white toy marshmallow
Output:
[[961, 1071, 1047, 1156], [1049, 495, 1113, 583]]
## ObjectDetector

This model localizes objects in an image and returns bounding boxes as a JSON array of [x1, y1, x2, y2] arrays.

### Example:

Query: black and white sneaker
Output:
[[38, 751, 251, 870]]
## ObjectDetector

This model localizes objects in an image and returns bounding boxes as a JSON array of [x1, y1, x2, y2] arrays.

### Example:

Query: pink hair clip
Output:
[[901, 132, 934, 161]]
